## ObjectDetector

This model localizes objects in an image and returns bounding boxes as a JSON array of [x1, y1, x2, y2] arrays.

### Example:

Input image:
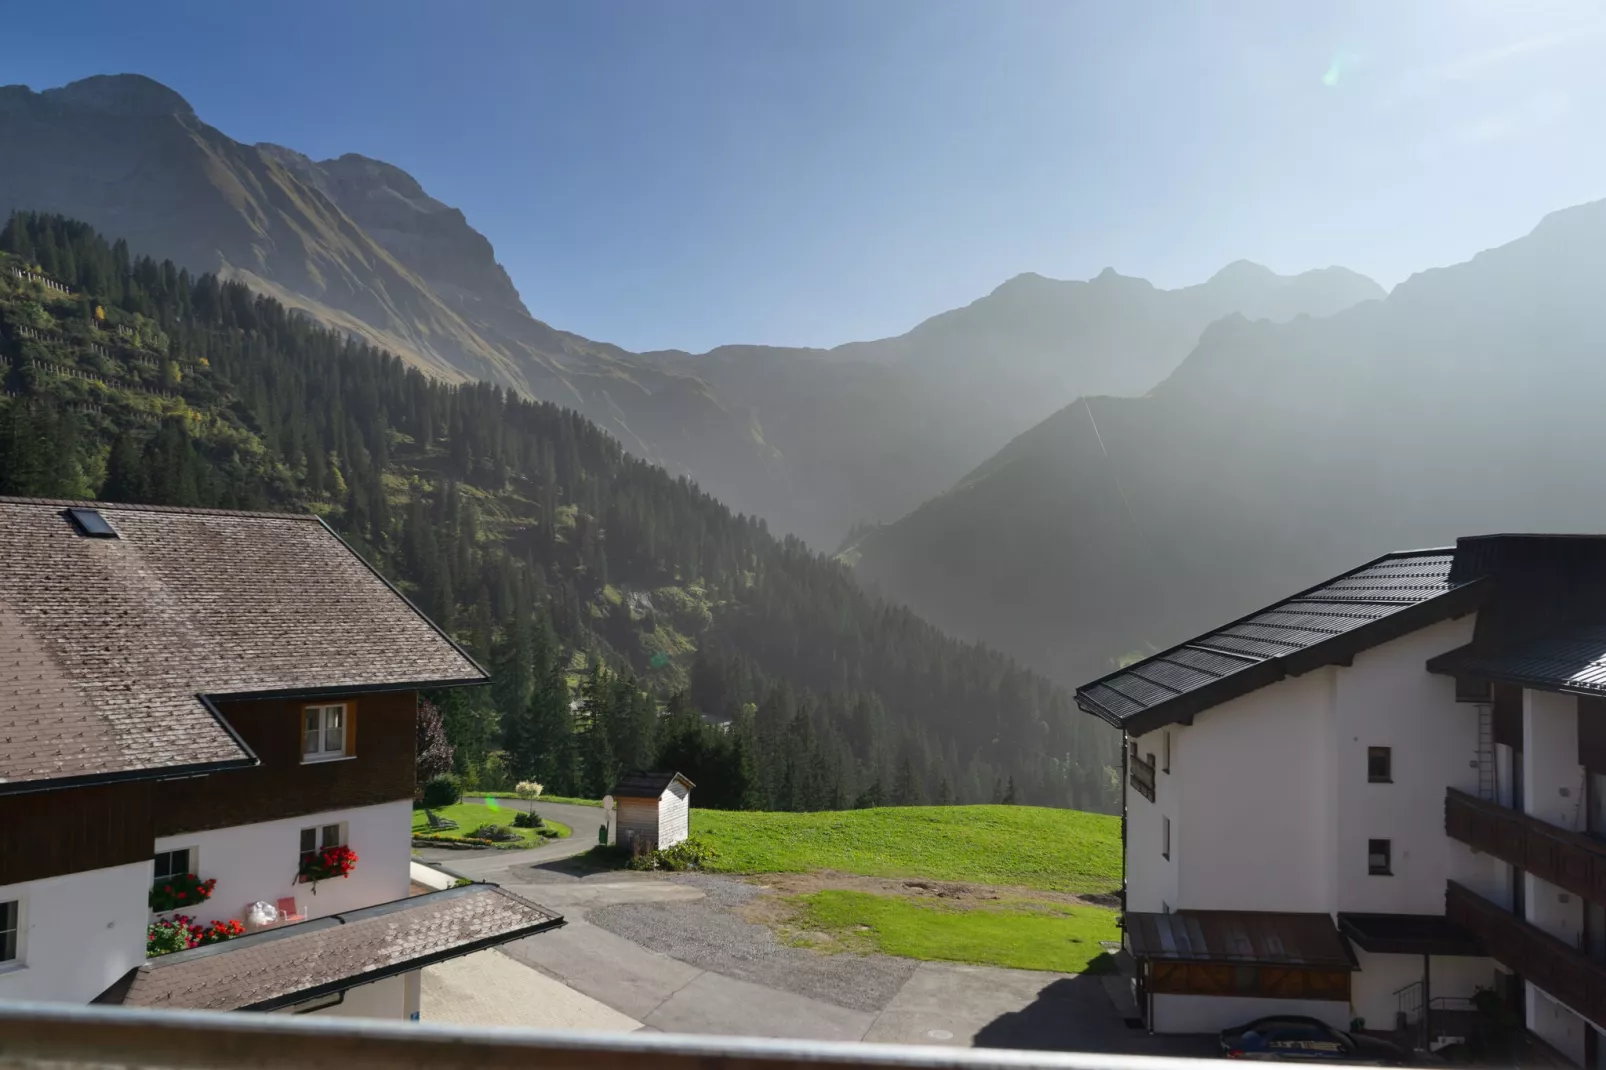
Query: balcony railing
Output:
[[1446, 880, 1606, 1027], [1130, 753, 1156, 803], [0, 1001, 1215, 1070], [1444, 787, 1606, 904]]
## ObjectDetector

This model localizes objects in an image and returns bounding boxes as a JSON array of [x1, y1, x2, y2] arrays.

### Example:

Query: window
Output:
[[1162, 815, 1171, 860], [0, 900, 17, 965], [153, 848, 192, 885], [1162, 731, 1171, 774], [302, 704, 347, 761], [1367, 746, 1392, 783], [299, 823, 345, 871], [1368, 838, 1392, 875]]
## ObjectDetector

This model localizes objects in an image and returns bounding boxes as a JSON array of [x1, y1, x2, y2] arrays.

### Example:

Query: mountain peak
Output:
[[1207, 259, 1277, 286], [41, 74, 194, 118]]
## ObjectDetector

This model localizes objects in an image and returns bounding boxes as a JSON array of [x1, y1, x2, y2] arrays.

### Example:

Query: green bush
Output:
[[421, 774, 462, 809], [628, 836, 717, 872], [469, 823, 520, 842], [513, 810, 543, 829]]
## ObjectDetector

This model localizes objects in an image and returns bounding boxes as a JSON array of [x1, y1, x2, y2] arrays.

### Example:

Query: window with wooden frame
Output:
[[1367, 746, 1392, 783], [301, 703, 349, 762], [298, 822, 346, 877], [1368, 838, 1392, 876], [0, 899, 19, 966]]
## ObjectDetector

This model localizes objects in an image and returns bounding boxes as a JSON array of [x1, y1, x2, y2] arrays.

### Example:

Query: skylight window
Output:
[[65, 508, 118, 538]]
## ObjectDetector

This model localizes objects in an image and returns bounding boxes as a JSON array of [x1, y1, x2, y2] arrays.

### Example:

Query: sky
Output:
[[8, 0, 1606, 352]]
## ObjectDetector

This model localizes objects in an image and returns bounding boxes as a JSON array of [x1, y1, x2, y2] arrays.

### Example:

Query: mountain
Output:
[[0, 74, 1383, 549], [649, 263, 1383, 545], [848, 198, 1606, 686], [0, 210, 1119, 812]]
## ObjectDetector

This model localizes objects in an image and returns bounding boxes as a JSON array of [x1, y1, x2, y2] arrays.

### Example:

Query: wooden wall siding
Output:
[[1148, 961, 1350, 1001], [154, 691, 418, 837], [1445, 787, 1606, 904], [0, 780, 154, 886], [617, 798, 659, 851], [1447, 880, 1606, 1027]]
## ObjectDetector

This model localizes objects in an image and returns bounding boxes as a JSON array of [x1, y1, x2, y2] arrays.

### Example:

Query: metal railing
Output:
[[0, 1002, 1230, 1070]]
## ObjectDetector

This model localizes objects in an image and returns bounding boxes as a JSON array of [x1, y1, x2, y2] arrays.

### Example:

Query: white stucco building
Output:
[[1077, 534, 1606, 1064]]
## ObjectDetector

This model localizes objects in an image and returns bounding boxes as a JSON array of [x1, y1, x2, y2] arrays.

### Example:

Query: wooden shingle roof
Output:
[[0, 498, 487, 792]]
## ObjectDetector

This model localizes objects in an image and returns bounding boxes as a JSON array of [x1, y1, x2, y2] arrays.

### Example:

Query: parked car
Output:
[[1220, 1016, 1409, 1065]]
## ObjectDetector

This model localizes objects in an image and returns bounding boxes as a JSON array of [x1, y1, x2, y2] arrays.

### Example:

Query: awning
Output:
[[96, 884, 563, 1012], [1125, 910, 1355, 969], [1338, 912, 1485, 957]]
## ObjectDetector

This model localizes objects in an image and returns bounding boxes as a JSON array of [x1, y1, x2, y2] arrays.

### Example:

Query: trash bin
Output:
[[598, 823, 608, 845]]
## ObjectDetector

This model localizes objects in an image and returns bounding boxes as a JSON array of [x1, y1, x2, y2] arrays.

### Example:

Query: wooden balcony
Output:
[[1130, 752, 1156, 803], [1444, 787, 1606, 904], [1446, 880, 1606, 1027]]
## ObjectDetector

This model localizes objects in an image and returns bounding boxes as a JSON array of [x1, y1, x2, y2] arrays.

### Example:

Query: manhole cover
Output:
[[927, 1030, 954, 1041]]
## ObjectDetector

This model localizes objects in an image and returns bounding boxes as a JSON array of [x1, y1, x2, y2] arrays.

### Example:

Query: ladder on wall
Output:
[[1476, 703, 1496, 801]]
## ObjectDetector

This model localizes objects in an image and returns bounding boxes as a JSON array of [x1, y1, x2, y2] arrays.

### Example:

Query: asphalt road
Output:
[[412, 833, 1214, 1054]]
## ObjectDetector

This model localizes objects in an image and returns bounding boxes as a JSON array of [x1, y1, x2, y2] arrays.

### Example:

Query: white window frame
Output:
[[298, 822, 348, 879], [301, 703, 349, 763], [152, 847, 197, 887], [0, 897, 23, 971]]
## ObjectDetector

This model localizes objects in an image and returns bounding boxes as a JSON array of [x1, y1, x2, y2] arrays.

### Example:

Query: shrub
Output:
[[146, 915, 243, 957], [627, 836, 716, 872], [149, 873, 217, 914], [470, 823, 520, 843], [515, 780, 544, 799], [421, 774, 462, 809], [513, 810, 543, 829]]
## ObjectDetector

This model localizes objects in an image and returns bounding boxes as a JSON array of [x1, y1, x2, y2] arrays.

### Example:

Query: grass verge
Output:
[[411, 803, 572, 848], [791, 890, 1118, 974], [692, 805, 1119, 895]]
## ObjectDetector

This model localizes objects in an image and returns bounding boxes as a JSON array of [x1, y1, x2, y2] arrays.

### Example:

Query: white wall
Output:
[[1333, 616, 1478, 915], [1525, 689, 1584, 833], [1154, 994, 1349, 1034], [154, 800, 411, 924], [1348, 948, 1498, 1032], [311, 973, 410, 1019], [1126, 727, 1179, 914], [1529, 984, 1589, 1067], [659, 783, 690, 848], [0, 861, 149, 1004]]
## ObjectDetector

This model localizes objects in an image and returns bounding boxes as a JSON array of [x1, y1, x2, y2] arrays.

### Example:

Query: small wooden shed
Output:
[[604, 771, 694, 852]]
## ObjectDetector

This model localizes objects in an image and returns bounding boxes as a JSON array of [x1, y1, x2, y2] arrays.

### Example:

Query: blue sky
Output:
[[8, 0, 1606, 352]]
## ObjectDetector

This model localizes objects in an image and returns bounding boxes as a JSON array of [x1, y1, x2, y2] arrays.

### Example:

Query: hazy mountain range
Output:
[[0, 74, 1382, 549], [847, 198, 1606, 685]]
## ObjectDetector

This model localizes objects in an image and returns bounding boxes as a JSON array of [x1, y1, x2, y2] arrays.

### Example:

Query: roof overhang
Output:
[[1337, 913, 1485, 957], [1125, 910, 1356, 969]]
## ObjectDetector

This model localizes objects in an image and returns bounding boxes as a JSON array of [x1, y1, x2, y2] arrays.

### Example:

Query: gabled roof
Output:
[[1427, 622, 1606, 695], [0, 498, 488, 793], [95, 885, 562, 1011], [607, 770, 694, 799], [1077, 549, 1485, 735]]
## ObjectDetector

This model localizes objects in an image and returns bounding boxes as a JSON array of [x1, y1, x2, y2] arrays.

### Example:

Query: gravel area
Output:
[[586, 873, 918, 1012]]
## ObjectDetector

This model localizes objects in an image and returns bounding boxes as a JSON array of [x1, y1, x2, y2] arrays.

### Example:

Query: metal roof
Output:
[[1125, 910, 1355, 968], [1076, 549, 1484, 735], [1426, 623, 1606, 695], [1337, 913, 1484, 957]]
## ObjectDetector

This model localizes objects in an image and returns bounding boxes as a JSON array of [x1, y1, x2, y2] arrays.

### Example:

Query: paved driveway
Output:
[[414, 840, 1212, 1055]]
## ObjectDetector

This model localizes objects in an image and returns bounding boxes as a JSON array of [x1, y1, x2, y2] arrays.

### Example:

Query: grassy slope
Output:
[[796, 890, 1118, 974], [411, 803, 572, 846], [691, 804, 1120, 895]]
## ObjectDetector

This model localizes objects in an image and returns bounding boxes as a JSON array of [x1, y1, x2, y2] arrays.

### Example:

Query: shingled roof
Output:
[[1077, 549, 1485, 735], [96, 884, 562, 1011], [607, 770, 694, 799], [0, 498, 487, 792]]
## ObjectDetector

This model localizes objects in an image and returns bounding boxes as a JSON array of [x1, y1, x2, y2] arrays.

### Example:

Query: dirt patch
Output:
[[735, 869, 1118, 909]]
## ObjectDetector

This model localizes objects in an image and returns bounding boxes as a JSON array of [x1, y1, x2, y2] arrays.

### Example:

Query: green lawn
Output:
[[691, 805, 1120, 895], [411, 803, 572, 847], [795, 890, 1118, 973]]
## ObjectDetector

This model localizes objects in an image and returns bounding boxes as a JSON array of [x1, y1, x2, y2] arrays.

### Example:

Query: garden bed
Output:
[[410, 802, 571, 849]]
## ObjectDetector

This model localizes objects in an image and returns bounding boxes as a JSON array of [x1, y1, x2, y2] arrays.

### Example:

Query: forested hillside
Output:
[[0, 211, 1119, 813]]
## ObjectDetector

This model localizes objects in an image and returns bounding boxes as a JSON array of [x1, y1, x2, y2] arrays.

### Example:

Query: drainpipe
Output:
[[1422, 952, 1432, 1052]]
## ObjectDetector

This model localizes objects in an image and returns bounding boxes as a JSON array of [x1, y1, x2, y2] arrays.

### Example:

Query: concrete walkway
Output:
[[423, 948, 643, 1031]]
